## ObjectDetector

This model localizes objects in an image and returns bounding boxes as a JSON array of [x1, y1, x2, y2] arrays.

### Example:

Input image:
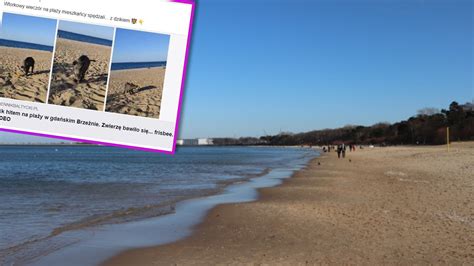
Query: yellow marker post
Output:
[[447, 127, 450, 152]]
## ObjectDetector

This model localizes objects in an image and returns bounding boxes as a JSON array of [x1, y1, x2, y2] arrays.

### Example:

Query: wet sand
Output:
[[0, 47, 53, 103], [48, 39, 111, 110], [104, 142, 474, 265], [105, 67, 165, 119]]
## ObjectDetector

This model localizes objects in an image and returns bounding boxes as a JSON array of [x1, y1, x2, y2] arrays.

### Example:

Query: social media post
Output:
[[1, 1, 473, 266], [0, 0, 194, 153]]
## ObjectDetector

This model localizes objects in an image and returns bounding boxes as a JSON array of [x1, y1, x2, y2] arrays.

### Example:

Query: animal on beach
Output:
[[22, 57, 35, 76], [73, 55, 95, 83], [124, 82, 140, 94]]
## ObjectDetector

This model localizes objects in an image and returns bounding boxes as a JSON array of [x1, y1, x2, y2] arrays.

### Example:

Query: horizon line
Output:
[[0, 37, 54, 48], [58, 29, 114, 42]]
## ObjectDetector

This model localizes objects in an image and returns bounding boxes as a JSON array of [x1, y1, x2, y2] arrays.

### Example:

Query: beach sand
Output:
[[105, 67, 165, 119], [104, 142, 474, 265], [0, 47, 53, 103], [48, 39, 111, 110]]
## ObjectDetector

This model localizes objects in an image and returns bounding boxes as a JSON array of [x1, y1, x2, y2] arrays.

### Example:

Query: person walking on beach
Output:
[[337, 144, 342, 158], [342, 143, 346, 158]]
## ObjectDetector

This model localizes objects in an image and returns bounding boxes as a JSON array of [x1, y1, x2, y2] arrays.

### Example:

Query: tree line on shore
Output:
[[213, 101, 474, 146]]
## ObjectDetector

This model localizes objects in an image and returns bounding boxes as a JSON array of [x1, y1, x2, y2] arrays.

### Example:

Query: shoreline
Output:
[[0, 45, 52, 52], [110, 66, 166, 72], [104, 142, 474, 265], [57, 37, 113, 48], [18, 148, 317, 266]]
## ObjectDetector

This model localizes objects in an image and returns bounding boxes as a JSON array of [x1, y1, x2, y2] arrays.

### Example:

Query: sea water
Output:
[[110, 61, 167, 71], [0, 146, 317, 264], [0, 39, 53, 52], [57, 30, 113, 47]]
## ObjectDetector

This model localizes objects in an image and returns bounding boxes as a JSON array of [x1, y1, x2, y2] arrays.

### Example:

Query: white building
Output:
[[176, 139, 198, 146], [176, 138, 214, 146], [198, 138, 214, 145]]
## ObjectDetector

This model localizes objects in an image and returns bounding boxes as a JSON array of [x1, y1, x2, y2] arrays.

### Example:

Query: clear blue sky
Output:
[[0, 13, 57, 46], [178, 0, 473, 138], [59, 20, 114, 40], [0, 0, 472, 143], [112, 29, 170, 63]]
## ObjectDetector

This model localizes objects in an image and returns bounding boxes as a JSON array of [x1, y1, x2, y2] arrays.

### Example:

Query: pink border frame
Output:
[[0, 0, 195, 155]]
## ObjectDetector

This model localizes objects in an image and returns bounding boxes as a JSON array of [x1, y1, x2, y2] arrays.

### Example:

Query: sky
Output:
[[0, 0, 473, 143], [59, 20, 114, 40], [178, 0, 473, 138], [112, 29, 170, 63], [0, 13, 57, 46]]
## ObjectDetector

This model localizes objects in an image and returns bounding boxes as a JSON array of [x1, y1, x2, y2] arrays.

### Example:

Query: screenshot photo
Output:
[[0, 13, 56, 103], [106, 29, 170, 119], [48, 21, 114, 110]]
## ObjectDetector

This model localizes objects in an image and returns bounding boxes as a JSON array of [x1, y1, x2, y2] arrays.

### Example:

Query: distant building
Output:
[[176, 138, 214, 146], [176, 139, 198, 146], [462, 102, 474, 112], [198, 138, 214, 145]]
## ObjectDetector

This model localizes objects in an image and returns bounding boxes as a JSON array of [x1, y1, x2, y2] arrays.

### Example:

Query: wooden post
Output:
[[447, 127, 450, 152]]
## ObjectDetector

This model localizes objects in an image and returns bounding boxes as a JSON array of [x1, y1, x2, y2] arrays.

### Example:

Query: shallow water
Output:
[[0, 146, 317, 264]]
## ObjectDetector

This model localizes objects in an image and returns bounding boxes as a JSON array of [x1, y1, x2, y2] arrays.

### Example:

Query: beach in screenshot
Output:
[[0, 13, 56, 103]]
